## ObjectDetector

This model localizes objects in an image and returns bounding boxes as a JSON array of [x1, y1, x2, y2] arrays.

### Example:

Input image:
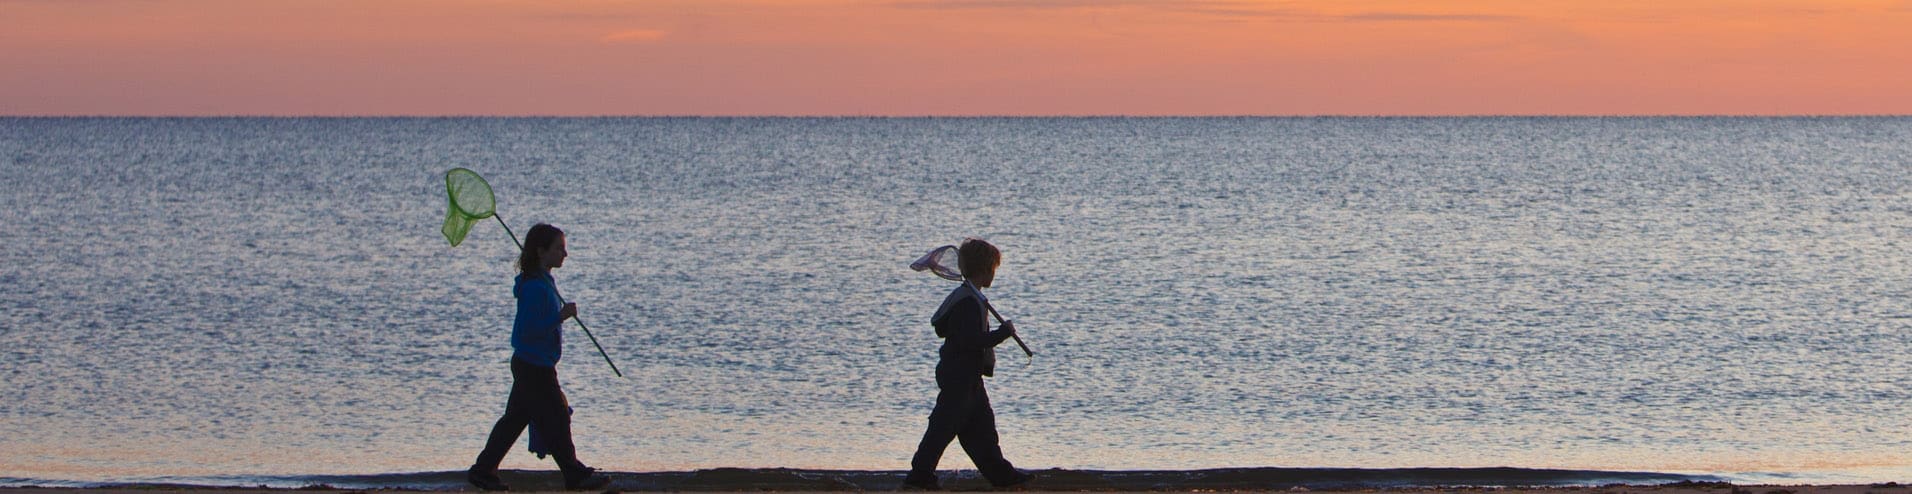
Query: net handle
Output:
[[982, 299, 1034, 358], [496, 214, 624, 378]]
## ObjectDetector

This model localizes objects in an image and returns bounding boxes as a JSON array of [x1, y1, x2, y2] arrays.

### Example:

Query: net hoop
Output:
[[910, 245, 963, 281], [442, 168, 499, 246]]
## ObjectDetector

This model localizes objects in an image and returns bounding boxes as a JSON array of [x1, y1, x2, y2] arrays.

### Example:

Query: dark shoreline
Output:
[[3, 467, 1726, 491]]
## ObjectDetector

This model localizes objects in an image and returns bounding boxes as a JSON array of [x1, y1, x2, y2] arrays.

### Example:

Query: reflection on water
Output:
[[0, 117, 1907, 485]]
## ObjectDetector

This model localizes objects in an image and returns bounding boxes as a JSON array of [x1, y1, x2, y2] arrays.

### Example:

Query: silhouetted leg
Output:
[[954, 383, 1020, 486], [475, 358, 591, 476], [530, 400, 582, 466], [472, 361, 539, 471], [908, 381, 974, 482], [519, 362, 591, 476]]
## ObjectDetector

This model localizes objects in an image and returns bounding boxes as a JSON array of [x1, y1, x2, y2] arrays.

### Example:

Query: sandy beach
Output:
[[4, 469, 1904, 493], [3, 482, 1905, 493]]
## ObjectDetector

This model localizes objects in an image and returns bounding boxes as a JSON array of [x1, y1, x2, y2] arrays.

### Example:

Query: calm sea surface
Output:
[[1, 117, 1908, 486]]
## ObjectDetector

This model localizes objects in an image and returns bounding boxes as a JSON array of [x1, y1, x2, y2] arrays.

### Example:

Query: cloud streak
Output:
[[888, 1, 1519, 23], [1340, 12, 1520, 22], [886, 0, 1203, 9]]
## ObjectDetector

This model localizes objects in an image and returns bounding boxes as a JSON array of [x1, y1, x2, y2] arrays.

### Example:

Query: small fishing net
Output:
[[442, 168, 498, 247], [910, 244, 964, 282]]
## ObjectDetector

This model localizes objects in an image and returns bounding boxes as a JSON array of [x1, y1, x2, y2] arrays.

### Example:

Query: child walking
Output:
[[467, 223, 611, 491], [904, 238, 1033, 490]]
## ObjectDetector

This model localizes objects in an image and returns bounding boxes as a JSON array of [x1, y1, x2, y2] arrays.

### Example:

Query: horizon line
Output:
[[6, 114, 1912, 119]]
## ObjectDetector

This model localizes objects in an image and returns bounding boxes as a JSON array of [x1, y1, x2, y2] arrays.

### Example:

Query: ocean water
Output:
[[0, 117, 1907, 487]]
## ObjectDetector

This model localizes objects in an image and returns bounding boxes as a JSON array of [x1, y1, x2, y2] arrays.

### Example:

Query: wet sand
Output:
[[2, 483, 1904, 493], [3, 471, 1903, 493]]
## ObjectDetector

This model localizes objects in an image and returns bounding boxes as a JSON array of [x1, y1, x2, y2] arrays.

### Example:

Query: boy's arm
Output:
[[942, 298, 1015, 351]]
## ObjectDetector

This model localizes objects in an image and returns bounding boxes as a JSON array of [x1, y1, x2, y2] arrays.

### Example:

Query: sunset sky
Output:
[[4, 0, 1911, 116]]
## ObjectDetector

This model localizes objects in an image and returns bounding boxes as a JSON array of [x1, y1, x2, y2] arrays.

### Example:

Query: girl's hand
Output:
[[560, 302, 578, 320]]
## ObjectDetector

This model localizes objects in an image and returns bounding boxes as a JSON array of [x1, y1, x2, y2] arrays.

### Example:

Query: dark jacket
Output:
[[933, 282, 1015, 379]]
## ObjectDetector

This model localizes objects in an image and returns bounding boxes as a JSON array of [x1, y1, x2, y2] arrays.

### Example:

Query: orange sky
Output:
[[3, 0, 1911, 116]]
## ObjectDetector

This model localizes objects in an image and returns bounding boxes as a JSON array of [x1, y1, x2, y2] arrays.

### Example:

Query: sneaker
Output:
[[467, 468, 509, 491], [901, 475, 943, 491], [564, 467, 611, 491]]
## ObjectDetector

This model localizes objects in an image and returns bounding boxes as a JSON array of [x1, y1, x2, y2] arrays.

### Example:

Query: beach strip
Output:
[[6, 468, 1903, 492]]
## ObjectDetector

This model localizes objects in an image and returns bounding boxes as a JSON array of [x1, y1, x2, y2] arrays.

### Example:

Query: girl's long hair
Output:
[[518, 223, 564, 274]]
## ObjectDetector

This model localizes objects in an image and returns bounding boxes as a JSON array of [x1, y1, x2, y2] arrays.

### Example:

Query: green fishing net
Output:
[[442, 168, 497, 247]]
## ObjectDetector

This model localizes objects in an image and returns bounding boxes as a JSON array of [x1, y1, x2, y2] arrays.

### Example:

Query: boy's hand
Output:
[[999, 320, 1016, 335], [560, 302, 578, 320]]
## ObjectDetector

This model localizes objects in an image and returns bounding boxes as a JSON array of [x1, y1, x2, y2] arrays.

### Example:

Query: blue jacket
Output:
[[511, 271, 564, 367]]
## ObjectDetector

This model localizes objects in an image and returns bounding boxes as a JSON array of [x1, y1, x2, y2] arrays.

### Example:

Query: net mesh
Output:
[[910, 245, 964, 281], [442, 168, 498, 247]]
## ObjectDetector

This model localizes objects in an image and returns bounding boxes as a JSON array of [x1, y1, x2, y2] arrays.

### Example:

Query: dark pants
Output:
[[908, 371, 1020, 485], [472, 357, 588, 476]]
